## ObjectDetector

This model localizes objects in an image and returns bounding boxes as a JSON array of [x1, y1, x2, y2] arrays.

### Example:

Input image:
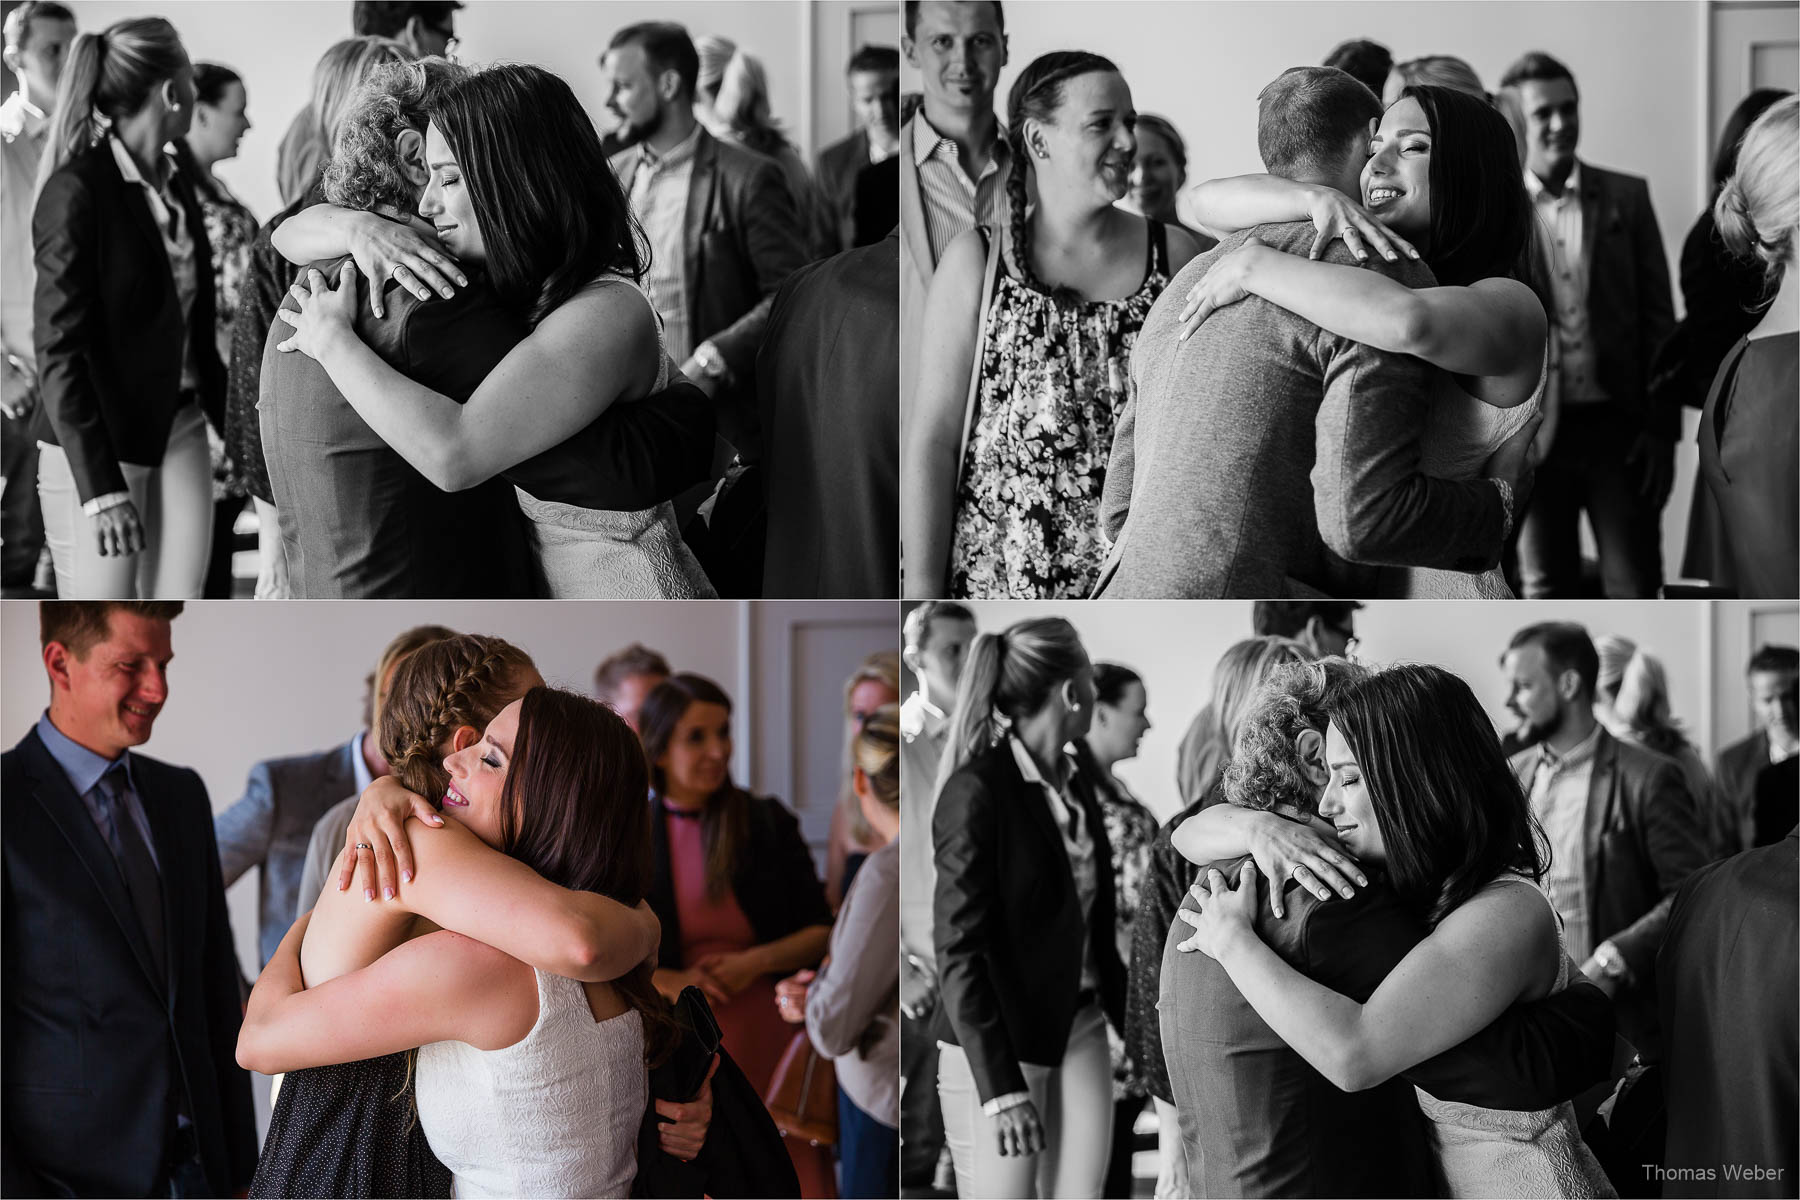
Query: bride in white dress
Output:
[[1179, 84, 1551, 598], [273, 64, 714, 598]]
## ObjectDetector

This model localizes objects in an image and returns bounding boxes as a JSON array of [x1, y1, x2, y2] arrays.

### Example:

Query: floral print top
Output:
[[1093, 770, 1160, 1102], [948, 220, 1171, 598], [195, 177, 258, 502]]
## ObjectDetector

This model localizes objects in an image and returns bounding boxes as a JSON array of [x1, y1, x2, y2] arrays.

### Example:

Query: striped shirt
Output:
[[909, 111, 1011, 265], [1527, 724, 1601, 962], [1526, 164, 1605, 406], [624, 125, 701, 362]]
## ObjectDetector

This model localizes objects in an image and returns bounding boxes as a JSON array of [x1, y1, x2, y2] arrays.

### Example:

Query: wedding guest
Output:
[[1074, 663, 1159, 1199], [899, 0, 1009, 422], [828, 650, 901, 908], [176, 62, 258, 598], [34, 16, 221, 599], [593, 641, 672, 732], [1655, 89, 1790, 588], [274, 0, 458, 206], [1715, 645, 1798, 855], [1594, 636, 1723, 858], [932, 616, 1126, 1198], [3, 601, 256, 1196], [640, 672, 836, 1196], [1, 1, 74, 594], [777, 706, 903, 1200], [905, 51, 1203, 598], [1383, 54, 1484, 105], [817, 45, 899, 254], [1501, 621, 1710, 1056], [1121, 113, 1211, 247], [708, 42, 830, 260], [1321, 37, 1391, 99], [1503, 51, 1676, 598], [1697, 95, 1798, 598]]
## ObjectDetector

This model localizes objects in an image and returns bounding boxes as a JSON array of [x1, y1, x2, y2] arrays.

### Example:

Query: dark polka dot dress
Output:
[[249, 1053, 451, 1198]]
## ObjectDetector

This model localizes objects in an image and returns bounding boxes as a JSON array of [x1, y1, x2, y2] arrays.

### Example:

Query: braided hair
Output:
[[1003, 50, 1118, 297], [379, 634, 539, 803]]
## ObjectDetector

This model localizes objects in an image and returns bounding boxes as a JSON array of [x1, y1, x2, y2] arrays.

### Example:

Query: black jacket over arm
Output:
[[930, 741, 1129, 1105], [2, 729, 256, 1197], [32, 142, 225, 503], [646, 791, 833, 969]]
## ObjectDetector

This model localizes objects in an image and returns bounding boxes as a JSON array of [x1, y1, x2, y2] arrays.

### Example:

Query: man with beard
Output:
[[1714, 644, 1798, 853], [1500, 621, 1710, 1058]]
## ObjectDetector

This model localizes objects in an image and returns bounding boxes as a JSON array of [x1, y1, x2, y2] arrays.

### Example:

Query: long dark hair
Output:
[[1325, 664, 1547, 925], [637, 673, 750, 902], [1003, 51, 1119, 297], [40, 17, 186, 191], [1710, 88, 1790, 197], [426, 64, 647, 325], [1400, 84, 1531, 288], [502, 686, 674, 1062]]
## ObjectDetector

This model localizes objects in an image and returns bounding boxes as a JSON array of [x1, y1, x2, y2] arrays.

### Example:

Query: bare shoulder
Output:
[[1437, 876, 1557, 954], [530, 277, 659, 355]]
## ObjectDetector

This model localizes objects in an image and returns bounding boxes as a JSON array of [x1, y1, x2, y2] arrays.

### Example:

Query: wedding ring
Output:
[[354, 842, 374, 851]]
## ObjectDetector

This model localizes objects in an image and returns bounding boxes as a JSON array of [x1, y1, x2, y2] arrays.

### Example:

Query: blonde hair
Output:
[[40, 18, 186, 191], [311, 36, 412, 167], [936, 617, 1087, 797], [853, 704, 901, 812], [1715, 95, 1799, 283], [842, 650, 901, 843]]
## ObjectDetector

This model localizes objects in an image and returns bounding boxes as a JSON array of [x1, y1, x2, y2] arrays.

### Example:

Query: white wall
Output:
[[925, 599, 1788, 825]]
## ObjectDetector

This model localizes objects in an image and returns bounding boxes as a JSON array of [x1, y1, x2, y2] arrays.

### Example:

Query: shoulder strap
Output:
[[954, 225, 1004, 496], [1147, 219, 1169, 276]]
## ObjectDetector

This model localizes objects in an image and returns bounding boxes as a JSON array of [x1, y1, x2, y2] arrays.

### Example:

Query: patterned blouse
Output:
[[193, 176, 258, 503], [948, 220, 1171, 598], [1085, 749, 1161, 1103]]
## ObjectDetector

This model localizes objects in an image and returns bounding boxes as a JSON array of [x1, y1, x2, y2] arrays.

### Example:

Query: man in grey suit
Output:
[[1097, 67, 1531, 599]]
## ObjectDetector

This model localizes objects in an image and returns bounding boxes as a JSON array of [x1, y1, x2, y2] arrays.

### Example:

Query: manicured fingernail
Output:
[[1385, 251, 1397, 261], [440, 287, 453, 298], [402, 870, 413, 882], [384, 887, 395, 900], [364, 888, 376, 901], [1357, 875, 1368, 885], [1341, 887, 1355, 898]]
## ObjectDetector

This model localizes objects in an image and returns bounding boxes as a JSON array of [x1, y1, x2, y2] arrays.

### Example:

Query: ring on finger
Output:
[[354, 842, 374, 851]]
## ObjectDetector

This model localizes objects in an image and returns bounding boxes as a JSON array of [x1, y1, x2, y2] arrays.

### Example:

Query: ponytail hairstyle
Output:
[[39, 17, 187, 191], [1003, 50, 1118, 298], [852, 703, 901, 814], [841, 650, 901, 844], [378, 633, 539, 804], [934, 615, 1088, 797], [1715, 94, 1799, 288], [637, 673, 750, 901]]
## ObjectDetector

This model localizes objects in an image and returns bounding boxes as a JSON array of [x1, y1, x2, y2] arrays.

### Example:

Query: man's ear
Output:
[[657, 68, 683, 104], [395, 127, 430, 188], [901, 644, 923, 675], [42, 642, 74, 694], [1, 46, 21, 76], [449, 724, 480, 753], [1295, 727, 1330, 787], [1556, 669, 1583, 704]]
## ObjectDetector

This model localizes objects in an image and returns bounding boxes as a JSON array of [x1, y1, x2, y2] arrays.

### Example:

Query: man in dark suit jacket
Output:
[[1160, 658, 1615, 1197], [1714, 645, 1798, 855], [757, 233, 897, 598], [1657, 830, 1797, 1197], [815, 44, 899, 255], [258, 57, 712, 598], [1098, 68, 1525, 599], [1501, 53, 1677, 598], [1503, 622, 1711, 1058], [3, 602, 255, 1196]]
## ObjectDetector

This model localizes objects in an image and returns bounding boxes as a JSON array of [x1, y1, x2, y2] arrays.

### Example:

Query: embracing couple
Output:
[[258, 59, 717, 599], [1099, 66, 1548, 599], [1159, 658, 1620, 1198]]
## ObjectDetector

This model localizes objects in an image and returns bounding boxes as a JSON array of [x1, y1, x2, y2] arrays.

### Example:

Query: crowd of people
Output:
[[899, 599, 1797, 1198], [898, 0, 1798, 601], [4, 601, 904, 1198], [2, 1, 900, 601]]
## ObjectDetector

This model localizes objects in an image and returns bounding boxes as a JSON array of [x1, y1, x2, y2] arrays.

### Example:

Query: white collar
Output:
[[109, 133, 176, 191], [1524, 161, 1581, 203]]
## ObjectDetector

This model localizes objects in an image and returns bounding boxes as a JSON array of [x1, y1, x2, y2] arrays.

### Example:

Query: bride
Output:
[[1178, 85, 1550, 598]]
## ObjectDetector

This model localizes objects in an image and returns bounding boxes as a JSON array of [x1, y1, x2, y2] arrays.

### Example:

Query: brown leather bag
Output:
[[763, 1030, 838, 1146]]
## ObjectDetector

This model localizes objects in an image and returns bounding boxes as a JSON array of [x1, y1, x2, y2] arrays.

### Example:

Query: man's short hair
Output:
[[1506, 621, 1599, 698], [1253, 601, 1363, 640], [4, 1, 75, 53], [1748, 644, 1800, 676], [608, 22, 699, 99], [904, 0, 1005, 39], [594, 643, 673, 702], [325, 57, 468, 212], [903, 601, 975, 655], [1322, 38, 1392, 99], [40, 602, 183, 657], [1257, 66, 1382, 180], [353, 1, 462, 39], [1223, 658, 1368, 814], [1498, 50, 1578, 100], [848, 44, 900, 76]]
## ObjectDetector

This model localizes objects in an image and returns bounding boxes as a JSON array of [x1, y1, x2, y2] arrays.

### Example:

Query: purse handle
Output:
[[953, 224, 1005, 497]]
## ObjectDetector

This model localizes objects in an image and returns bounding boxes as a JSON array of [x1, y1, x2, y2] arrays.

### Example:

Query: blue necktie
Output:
[[92, 767, 167, 979]]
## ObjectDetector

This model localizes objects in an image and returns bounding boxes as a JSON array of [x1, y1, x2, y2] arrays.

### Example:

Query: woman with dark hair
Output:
[[1176, 664, 1613, 1197], [637, 671, 836, 1195], [904, 52, 1205, 599], [1178, 85, 1550, 598], [32, 16, 221, 599], [932, 617, 1128, 1198], [176, 62, 258, 597], [239, 637, 671, 1197], [270, 63, 712, 598]]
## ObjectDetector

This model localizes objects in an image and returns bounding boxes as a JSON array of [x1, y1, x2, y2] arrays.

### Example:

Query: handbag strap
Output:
[[953, 225, 1004, 496]]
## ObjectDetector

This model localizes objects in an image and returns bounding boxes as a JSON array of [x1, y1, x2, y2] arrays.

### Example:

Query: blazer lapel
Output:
[[647, 802, 682, 966], [682, 130, 717, 331], [136, 771, 186, 1007], [898, 117, 933, 283], [1582, 730, 1619, 923], [18, 734, 165, 997], [105, 144, 177, 306]]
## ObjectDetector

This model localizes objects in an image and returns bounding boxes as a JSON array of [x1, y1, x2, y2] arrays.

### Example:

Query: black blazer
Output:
[[815, 129, 869, 255], [1576, 162, 1678, 439], [931, 740, 1129, 1105], [2, 728, 256, 1197], [646, 791, 832, 970], [1658, 831, 1798, 1197], [33, 141, 226, 503]]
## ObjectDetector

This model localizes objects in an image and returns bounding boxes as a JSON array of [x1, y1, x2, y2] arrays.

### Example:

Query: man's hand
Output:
[[655, 1055, 718, 1162], [1625, 431, 1675, 510]]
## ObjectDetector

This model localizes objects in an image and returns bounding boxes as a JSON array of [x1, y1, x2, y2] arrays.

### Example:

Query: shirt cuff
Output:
[[83, 491, 133, 517], [983, 1090, 1032, 1117]]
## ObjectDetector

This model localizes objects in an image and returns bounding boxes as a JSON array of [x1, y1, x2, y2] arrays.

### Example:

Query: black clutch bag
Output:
[[658, 985, 723, 1102]]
